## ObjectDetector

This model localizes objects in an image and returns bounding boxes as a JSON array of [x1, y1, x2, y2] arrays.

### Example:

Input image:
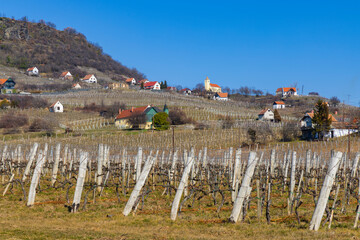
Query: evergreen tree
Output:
[[140, 82, 144, 89], [153, 112, 170, 130], [312, 100, 332, 140], [274, 109, 281, 122]]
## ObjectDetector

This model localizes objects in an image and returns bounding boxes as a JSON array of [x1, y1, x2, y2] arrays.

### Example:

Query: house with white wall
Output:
[[126, 78, 136, 85], [276, 87, 297, 97], [258, 109, 274, 121], [214, 92, 229, 101], [144, 81, 161, 90], [49, 101, 63, 113], [60, 71, 73, 80], [273, 101, 285, 109], [81, 74, 97, 83], [26, 67, 39, 76]]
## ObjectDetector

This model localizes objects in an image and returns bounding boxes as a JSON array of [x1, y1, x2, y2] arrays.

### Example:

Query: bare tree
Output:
[[128, 113, 146, 129]]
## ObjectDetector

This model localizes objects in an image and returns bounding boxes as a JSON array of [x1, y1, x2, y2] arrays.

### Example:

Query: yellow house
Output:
[[204, 77, 221, 92], [115, 105, 162, 129], [108, 82, 129, 90]]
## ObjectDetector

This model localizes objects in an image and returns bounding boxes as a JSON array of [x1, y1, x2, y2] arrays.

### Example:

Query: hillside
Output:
[[0, 17, 145, 81]]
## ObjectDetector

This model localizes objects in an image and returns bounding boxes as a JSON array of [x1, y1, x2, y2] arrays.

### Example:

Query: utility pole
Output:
[[172, 126, 175, 153]]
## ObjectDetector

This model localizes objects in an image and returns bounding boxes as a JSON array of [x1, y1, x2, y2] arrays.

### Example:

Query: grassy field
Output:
[[1, 178, 360, 240]]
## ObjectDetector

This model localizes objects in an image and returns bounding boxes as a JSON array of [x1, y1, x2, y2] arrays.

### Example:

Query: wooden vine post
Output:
[[123, 153, 155, 216], [309, 151, 343, 231], [229, 151, 258, 223], [72, 152, 89, 213]]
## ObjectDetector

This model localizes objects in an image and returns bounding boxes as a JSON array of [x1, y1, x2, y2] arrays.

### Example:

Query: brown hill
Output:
[[0, 17, 145, 81]]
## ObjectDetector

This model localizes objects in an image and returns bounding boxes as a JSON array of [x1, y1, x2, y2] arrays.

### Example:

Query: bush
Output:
[[248, 128, 256, 144], [194, 122, 209, 130], [7, 96, 48, 109], [281, 122, 300, 142], [80, 102, 126, 118], [168, 107, 193, 125], [0, 114, 28, 128], [128, 113, 146, 129], [28, 117, 55, 134], [153, 112, 170, 130], [221, 116, 234, 129]]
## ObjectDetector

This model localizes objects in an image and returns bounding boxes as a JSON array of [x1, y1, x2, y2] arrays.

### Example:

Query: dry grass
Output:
[[1, 180, 360, 240]]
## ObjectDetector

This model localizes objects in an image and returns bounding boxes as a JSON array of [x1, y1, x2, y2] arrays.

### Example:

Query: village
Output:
[[1, 3, 360, 238], [0, 65, 357, 142]]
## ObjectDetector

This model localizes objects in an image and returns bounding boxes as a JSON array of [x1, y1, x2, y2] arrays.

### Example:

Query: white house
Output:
[[144, 81, 161, 90], [180, 88, 192, 95], [126, 78, 136, 85], [299, 112, 358, 139], [60, 71, 73, 80], [214, 92, 229, 101], [72, 83, 81, 89], [273, 101, 285, 109], [138, 79, 149, 85], [49, 101, 63, 113], [81, 74, 97, 83], [26, 67, 39, 76], [276, 87, 297, 97], [258, 109, 274, 121]]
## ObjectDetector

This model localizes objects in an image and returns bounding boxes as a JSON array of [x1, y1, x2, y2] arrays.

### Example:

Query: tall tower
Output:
[[204, 76, 210, 91]]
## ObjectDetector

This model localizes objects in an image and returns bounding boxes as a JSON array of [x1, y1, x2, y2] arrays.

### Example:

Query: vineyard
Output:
[[1, 135, 360, 239]]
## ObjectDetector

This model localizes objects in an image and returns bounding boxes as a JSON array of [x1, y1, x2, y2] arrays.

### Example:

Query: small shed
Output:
[[49, 101, 63, 113], [273, 101, 285, 109], [258, 109, 274, 121], [214, 92, 229, 101], [72, 83, 82, 89], [27, 67, 39, 76]]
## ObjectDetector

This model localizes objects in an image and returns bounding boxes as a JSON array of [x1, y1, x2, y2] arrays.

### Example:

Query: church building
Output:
[[204, 77, 221, 93]]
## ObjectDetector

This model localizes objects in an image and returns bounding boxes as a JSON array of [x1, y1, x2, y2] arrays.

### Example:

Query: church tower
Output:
[[204, 76, 210, 91]]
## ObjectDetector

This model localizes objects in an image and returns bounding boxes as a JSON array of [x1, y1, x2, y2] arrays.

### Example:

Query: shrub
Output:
[[194, 122, 209, 130], [221, 116, 234, 129], [128, 113, 146, 129], [28, 117, 55, 134], [0, 114, 28, 128], [281, 122, 300, 142], [248, 128, 256, 144], [168, 107, 193, 125], [153, 112, 170, 130], [274, 109, 281, 122], [7, 96, 48, 109]]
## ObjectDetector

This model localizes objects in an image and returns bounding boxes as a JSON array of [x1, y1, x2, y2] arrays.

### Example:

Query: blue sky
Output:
[[1, 0, 360, 105]]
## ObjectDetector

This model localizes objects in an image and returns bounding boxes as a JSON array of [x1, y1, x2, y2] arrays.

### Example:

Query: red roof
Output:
[[50, 101, 61, 108], [217, 92, 228, 98], [180, 88, 191, 92], [259, 109, 271, 115], [126, 78, 135, 83], [0, 79, 7, 85], [115, 106, 149, 120], [276, 87, 296, 93], [144, 81, 158, 87], [274, 101, 285, 105], [306, 112, 337, 122], [27, 67, 36, 71], [60, 71, 71, 77], [82, 74, 94, 80], [210, 83, 221, 88], [139, 79, 149, 84]]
